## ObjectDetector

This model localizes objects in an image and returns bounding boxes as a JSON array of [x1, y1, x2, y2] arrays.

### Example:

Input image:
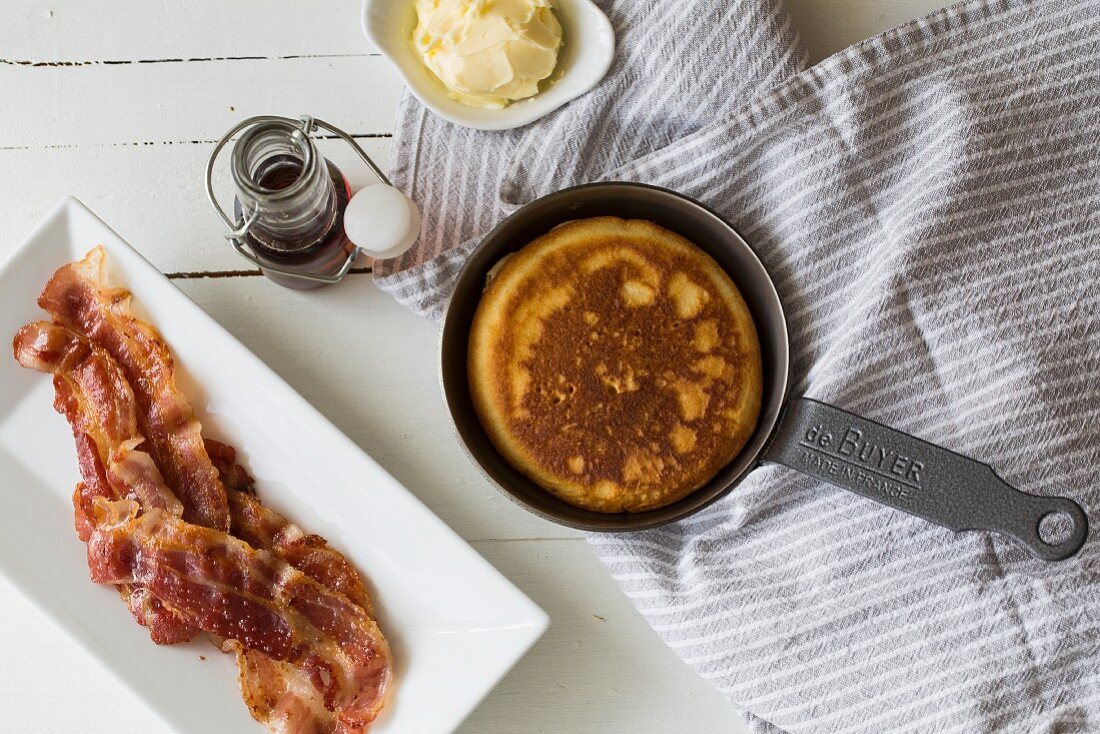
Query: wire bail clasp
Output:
[[205, 114, 392, 285]]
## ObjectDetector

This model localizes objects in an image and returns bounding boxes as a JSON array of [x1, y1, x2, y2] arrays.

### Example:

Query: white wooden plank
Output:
[[460, 539, 748, 733], [6, 0, 952, 65], [0, 139, 394, 272], [785, 0, 950, 62], [172, 275, 581, 542], [0, 572, 166, 732], [1, 56, 401, 148], [4, 0, 375, 60], [0, 539, 749, 733]]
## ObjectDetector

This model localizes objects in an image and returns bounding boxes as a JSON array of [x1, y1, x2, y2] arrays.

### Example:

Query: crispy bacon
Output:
[[229, 645, 340, 734], [229, 490, 375, 618], [205, 437, 256, 494], [206, 440, 375, 617], [88, 505, 391, 730], [18, 249, 391, 730], [13, 321, 195, 644], [37, 247, 230, 531], [212, 439, 375, 612], [14, 322, 183, 527], [208, 438, 380, 732]]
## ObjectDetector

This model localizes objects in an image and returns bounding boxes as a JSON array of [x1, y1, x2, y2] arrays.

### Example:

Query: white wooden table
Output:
[[0, 1, 944, 731]]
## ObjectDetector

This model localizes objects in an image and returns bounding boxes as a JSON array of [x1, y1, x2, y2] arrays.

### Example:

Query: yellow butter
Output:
[[412, 0, 563, 109]]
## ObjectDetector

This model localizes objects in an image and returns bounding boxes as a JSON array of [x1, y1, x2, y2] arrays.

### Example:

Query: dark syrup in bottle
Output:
[[233, 155, 356, 290]]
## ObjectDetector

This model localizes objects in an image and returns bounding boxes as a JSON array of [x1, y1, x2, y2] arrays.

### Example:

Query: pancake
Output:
[[468, 216, 763, 513]]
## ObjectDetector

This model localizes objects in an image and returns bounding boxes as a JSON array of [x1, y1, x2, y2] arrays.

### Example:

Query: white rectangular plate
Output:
[[0, 197, 548, 733]]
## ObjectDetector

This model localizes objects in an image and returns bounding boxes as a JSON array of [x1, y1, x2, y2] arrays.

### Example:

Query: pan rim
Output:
[[439, 181, 791, 532]]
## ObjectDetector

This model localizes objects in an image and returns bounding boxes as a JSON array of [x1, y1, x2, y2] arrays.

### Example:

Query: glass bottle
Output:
[[230, 119, 356, 290]]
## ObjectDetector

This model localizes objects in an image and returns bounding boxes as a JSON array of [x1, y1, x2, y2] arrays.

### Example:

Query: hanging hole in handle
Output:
[[1038, 512, 1074, 546]]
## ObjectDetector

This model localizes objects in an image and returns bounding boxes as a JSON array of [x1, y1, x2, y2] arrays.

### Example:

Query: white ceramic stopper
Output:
[[343, 183, 421, 259]]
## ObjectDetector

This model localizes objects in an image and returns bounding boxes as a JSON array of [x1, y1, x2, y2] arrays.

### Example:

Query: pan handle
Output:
[[762, 397, 1088, 561]]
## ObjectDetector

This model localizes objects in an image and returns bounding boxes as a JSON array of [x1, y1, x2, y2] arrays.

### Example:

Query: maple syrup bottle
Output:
[[231, 119, 356, 289]]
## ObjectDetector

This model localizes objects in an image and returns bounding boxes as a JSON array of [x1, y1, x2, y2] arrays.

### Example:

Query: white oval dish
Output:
[[363, 0, 615, 131]]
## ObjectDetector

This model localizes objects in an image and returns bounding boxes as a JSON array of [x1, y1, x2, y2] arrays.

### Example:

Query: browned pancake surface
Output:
[[469, 217, 762, 513]]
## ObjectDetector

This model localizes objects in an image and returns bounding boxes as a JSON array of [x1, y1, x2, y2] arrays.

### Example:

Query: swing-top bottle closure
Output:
[[206, 115, 420, 288]]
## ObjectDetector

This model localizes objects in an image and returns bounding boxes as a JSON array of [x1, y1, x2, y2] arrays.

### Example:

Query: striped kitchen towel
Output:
[[373, 0, 808, 315], [379, 0, 1100, 731]]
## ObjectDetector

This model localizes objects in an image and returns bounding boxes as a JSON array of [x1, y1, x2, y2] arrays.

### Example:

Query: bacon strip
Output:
[[13, 321, 195, 644], [207, 440, 375, 618], [20, 250, 391, 730], [37, 247, 230, 532], [229, 646, 340, 734], [13, 322, 183, 529], [207, 439, 380, 732], [88, 505, 392, 730]]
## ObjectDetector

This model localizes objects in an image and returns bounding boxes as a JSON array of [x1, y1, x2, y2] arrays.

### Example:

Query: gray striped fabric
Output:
[[373, 0, 808, 314], [378, 0, 1100, 731]]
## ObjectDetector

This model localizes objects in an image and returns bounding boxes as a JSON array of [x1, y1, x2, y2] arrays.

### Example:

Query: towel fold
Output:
[[378, 0, 1100, 730], [374, 0, 807, 316]]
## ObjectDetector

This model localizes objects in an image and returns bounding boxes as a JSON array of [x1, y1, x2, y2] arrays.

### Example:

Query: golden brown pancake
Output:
[[468, 216, 763, 513]]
